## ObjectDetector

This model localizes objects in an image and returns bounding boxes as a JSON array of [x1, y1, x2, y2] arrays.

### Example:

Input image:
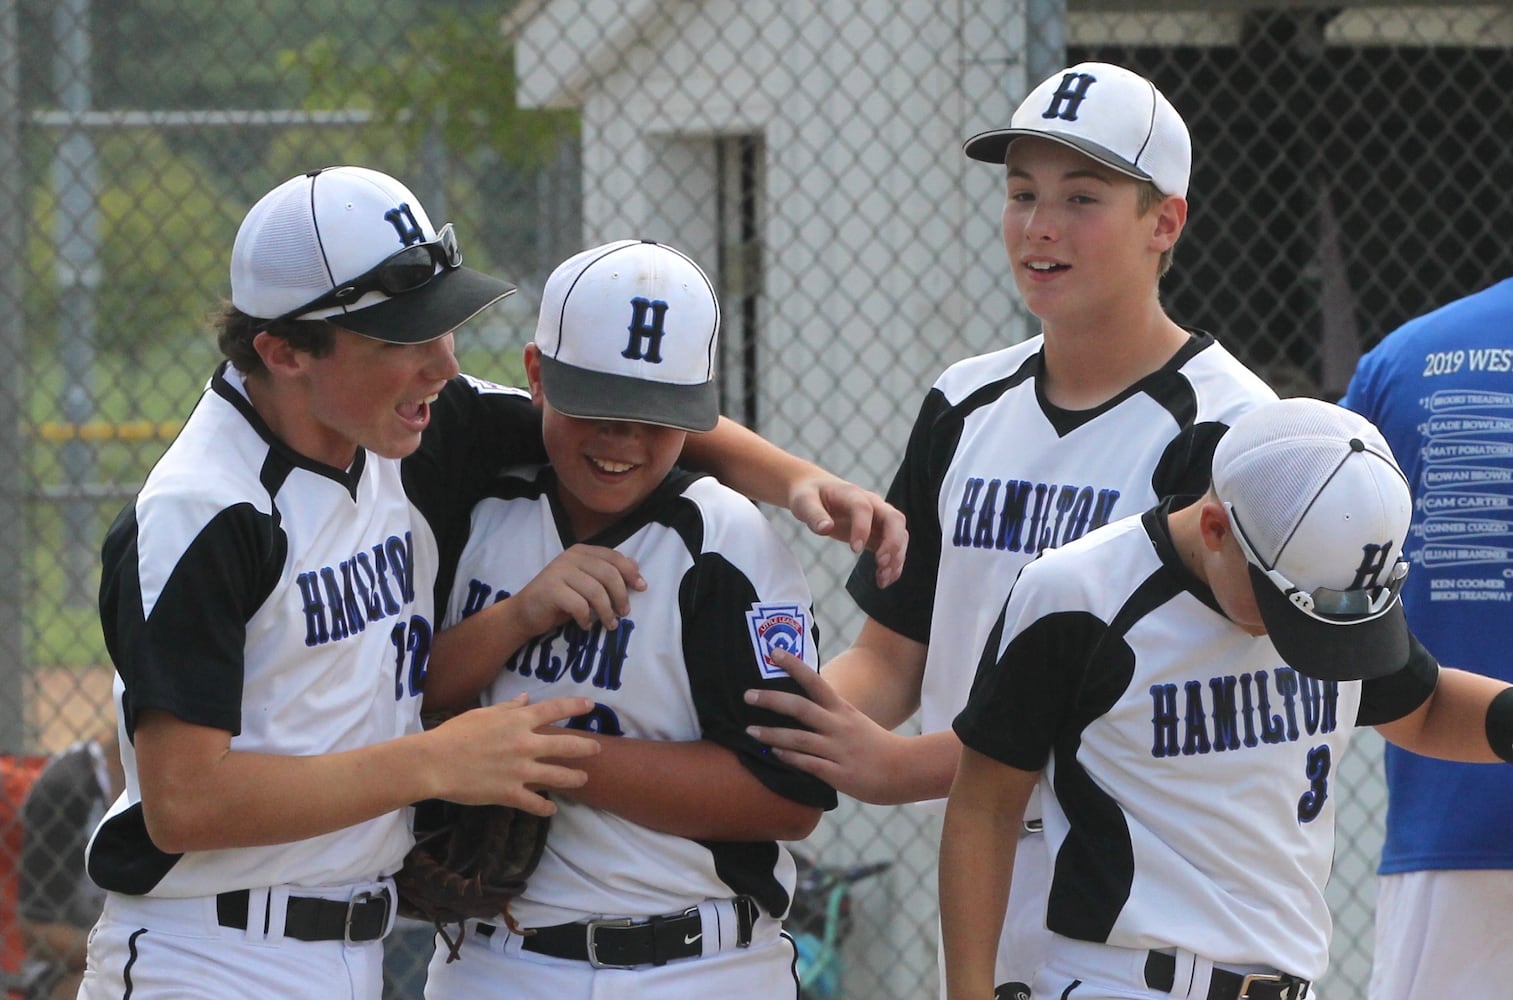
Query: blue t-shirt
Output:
[[1341, 276, 1513, 873]]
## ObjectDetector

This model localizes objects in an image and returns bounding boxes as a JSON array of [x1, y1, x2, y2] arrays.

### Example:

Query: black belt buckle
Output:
[[583, 917, 639, 969]]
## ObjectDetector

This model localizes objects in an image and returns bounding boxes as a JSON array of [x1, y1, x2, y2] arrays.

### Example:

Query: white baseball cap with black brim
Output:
[[230, 165, 514, 344], [1212, 398, 1413, 682], [962, 61, 1192, 199], [533, 239, 720, 434]]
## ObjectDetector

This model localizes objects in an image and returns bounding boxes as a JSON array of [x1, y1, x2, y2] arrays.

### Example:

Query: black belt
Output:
[[1145, 951, 1309, 1000], [478, 896, 758, 969], [216, 886, 392, 943]]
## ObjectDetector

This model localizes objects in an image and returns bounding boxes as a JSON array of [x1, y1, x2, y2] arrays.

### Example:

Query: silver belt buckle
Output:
[[584, 917, 638, 969], [1237, 972, 1286, 1000], [1022, 818, 1044, 834], [344, 889, 385, 943]]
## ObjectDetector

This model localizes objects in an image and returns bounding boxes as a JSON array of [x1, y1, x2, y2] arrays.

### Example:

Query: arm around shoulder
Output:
[[681, 417, 907, 586]]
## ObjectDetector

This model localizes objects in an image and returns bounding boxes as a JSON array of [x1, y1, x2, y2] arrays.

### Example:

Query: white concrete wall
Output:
[[513, 3, 1040, 992]]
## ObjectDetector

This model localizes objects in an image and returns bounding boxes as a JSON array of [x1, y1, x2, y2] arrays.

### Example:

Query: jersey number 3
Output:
[[1297, 744, 1331, 822]]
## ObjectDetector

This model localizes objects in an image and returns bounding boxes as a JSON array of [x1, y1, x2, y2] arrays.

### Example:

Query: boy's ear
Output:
[[252, 330, 304, 377], [1196, 497, 1232, 553], [522, 342, 546, 406], [1150, 194, 1188, 252]]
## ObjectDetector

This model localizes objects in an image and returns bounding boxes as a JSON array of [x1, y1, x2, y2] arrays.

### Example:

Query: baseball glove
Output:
[[394, 796, 549, 962]]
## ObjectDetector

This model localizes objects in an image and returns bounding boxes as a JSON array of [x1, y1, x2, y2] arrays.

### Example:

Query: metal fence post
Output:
[[52, 0, 100, 607], [1025, 0, 1066, 84], [0, 0, 26, 752]]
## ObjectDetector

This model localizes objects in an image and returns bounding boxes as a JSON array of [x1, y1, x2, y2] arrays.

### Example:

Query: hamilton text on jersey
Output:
[[1150, 666, 1341, 759], [953, 477, 1122, 554], [458, 581, 634, 694], [294, 531, 418, 646]]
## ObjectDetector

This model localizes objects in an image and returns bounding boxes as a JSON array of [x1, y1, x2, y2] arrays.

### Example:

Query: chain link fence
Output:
[[2, 2, 1511, 998]]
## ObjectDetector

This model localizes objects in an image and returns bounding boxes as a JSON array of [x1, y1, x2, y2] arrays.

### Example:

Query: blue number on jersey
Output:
[[1297, 744, 1331, 822], [390, 616, 433, 699]]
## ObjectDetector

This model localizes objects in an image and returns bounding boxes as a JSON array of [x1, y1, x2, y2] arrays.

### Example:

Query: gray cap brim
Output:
[[537, 354, 718, 433], [1249, 563, 1410, 681], [962, 127, 1153, 184], [329, 266, 515, 344]]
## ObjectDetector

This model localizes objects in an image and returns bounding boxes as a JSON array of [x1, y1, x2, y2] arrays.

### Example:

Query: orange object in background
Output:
[[1, 754, 49, 998]]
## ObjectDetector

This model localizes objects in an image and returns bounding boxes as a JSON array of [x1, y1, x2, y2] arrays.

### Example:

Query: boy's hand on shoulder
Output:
[[787, 474, 907, 587], [744, 649, 909, 804], [513, 544, 647, 634], [426, 694, 600, 815]]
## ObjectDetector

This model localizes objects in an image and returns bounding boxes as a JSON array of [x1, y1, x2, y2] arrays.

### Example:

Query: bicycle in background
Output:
[[788, 853, 892, 1000]]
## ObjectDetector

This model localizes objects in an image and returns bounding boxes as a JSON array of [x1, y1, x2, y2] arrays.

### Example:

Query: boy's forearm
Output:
[[1379, 667, 1513, 763], [822, 621, 927, 728], [940, 800, 1017, 997], [682, 416, 815, 507], [561, 734, 819, 840], [940, 748, 1036, 999], [425, 599, 538, 710]]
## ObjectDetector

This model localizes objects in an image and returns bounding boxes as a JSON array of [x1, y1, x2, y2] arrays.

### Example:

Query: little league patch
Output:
[[746, 603, 808, 678]]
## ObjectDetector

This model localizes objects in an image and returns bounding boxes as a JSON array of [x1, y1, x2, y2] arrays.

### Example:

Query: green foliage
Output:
[[17, 1, 579, 669], [283, 10, 577, 171], [23, 132, 231, 356]]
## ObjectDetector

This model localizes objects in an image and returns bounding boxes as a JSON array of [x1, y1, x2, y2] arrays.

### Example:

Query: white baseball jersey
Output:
[[443, 467, 837, 927], [954, 507, 1431, 981], [849, 331, 1277, 775], [89, 363, 542, 898]]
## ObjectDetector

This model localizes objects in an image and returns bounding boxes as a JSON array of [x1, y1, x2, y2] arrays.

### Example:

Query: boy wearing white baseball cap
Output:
[[422, 240, 836, 998], [84, 165, 604, 1000], [744, 61, 1275, 997], [943, 397, 1513, 1000], [84, 164, 897, 1000]]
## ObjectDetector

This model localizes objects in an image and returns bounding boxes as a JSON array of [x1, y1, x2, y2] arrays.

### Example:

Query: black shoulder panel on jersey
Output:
[[1047, 567, 1186, 943], [676, 535, 835, 918], [258, 447, 297, 503], [1150, 421, 1229, 501], [86, 801, 182, 895], [846, 385, 957, 643], [408, 380, 544, 610], [1136, 341, 1202, 429], [847, 356, 1038, 642], [955, 608, 1112, 771], [100, 501, 285, 739]]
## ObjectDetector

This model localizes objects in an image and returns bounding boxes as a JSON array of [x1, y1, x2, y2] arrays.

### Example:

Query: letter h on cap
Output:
[[622, 297, 668, 364]]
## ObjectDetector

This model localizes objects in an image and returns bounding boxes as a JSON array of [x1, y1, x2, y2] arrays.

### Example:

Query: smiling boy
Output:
[[744, 62, 1276, 997], [422, 240, 835, 999], [83, 169, 896, 1000]]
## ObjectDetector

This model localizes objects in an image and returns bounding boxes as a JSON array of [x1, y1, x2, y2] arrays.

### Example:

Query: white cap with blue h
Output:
[[534, 239, 721, 433]]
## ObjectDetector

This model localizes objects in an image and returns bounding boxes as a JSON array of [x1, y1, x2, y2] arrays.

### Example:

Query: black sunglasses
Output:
[[266, 223, 462, 325]]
